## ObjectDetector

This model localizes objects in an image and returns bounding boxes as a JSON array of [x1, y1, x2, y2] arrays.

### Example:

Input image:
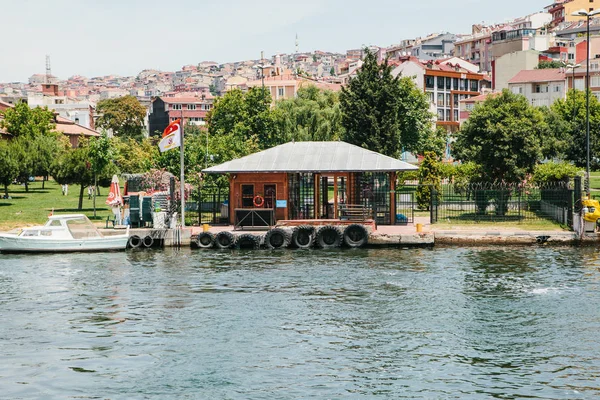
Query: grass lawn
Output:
[[0, 179, 116, 231], [432, 218, 566, 231], [590, 171, 600, 191]]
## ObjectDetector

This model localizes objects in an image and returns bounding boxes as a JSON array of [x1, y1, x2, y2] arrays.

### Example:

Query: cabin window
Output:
[[264, 184, 276, 208], [241, 184, 254, 208], [49, 220, 62, 226]]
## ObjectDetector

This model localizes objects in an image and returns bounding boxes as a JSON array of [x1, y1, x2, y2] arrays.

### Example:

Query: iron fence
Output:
[[430, 181, 575, 227], [197, 188, 230, 226]]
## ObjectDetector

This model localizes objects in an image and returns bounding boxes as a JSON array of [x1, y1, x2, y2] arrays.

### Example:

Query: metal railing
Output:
[[430, 181, 575, 227]]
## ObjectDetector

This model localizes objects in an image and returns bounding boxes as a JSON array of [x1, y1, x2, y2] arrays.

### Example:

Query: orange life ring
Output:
[[253, 195, 264, 208]]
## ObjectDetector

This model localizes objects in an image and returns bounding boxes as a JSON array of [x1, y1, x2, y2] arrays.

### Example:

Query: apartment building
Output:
[[148, 95, 214, 136], [508, 69, 567, 107], [546, 0, 600, 27], [392, 57, 487, 132]]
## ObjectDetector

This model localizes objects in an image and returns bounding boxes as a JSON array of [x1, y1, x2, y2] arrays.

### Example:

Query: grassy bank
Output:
[[0, 179, 115, 231]]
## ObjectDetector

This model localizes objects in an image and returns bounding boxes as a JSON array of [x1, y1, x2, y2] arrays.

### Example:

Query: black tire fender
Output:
[[142, 235, 154, 248], [128, 235, 142, 249], [196, 232, 214, 249], [235, 233, 260, 250], [264, 228, 291, 249], [343, 224, 369, 248], [215, 231, 235, 249], [292, 225, 315, 249], [316, 225, 343, 249]]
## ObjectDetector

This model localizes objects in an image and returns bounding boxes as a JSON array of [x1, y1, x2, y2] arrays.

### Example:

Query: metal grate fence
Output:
[[430, 181, 576, 227]]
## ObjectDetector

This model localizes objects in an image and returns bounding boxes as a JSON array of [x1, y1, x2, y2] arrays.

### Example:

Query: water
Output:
[[1, 247, 600, 399]]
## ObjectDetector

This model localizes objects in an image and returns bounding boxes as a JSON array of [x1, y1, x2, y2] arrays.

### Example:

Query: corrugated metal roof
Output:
[[203, 141, 418, 173]]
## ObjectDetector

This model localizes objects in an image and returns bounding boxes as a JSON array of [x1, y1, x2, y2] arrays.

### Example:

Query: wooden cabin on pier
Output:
[[202, 141, 417, 227]]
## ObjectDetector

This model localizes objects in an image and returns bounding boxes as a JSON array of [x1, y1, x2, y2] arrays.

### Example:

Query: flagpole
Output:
[[180, 110, 185, 228]]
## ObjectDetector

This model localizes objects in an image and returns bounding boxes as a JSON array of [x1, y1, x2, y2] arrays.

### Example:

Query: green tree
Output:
[[0, 140, 20, 198], [88, 133, 116, 217], [453, 90, 547, 183], [272, 85, 344, 142], [536, 61, 564, 69], [96, 95, 147, 141], [546, 89, 600, 168], [0, 103, 60, 191], [339, 49, 433, 158], [112, 137, 158, 173], [416, 151, 442, 210], [52, 138, 118, 210]]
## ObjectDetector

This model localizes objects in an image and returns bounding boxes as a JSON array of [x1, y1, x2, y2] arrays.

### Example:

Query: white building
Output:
[[508, 69, 567, 107]]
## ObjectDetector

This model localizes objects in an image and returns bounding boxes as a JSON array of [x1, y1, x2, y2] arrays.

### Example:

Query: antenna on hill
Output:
[[295, 33, 299, 54], [45, 55, 51, 84]]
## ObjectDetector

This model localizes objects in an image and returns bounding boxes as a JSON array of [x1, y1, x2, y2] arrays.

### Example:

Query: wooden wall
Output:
[[229, 172, 289, 224]]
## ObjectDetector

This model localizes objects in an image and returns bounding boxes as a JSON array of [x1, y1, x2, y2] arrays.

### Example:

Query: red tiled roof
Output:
[[162, 96, 213, 104], [508, 69, 566, 84], [54, 116, 100, 137], [459, 92, 499, 103]]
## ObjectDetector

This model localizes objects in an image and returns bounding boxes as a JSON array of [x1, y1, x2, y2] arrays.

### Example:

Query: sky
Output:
[[1, 0, 550, 82]]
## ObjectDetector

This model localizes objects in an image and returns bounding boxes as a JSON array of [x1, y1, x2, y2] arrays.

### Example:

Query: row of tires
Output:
[[127, 235, 159, 249], [195, 224, 369, 250]]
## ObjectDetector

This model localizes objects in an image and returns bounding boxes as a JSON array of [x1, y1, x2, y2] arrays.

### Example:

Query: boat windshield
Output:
[[66, 217, 102, 239]]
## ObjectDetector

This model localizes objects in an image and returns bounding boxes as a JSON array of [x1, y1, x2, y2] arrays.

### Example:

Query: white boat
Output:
[[0, 214, 129, 253]]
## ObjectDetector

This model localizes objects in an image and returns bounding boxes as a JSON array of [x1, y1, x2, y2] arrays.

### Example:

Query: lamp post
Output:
[[571, 9, 600, 196], [564, 62, 582, 121]]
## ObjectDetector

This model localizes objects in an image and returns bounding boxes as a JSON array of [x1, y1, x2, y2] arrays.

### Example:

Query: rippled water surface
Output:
[[1, 246, 600, 399]]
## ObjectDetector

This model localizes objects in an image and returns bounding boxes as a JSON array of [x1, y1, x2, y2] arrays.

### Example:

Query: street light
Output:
[[563, 61, 582, 121], [571, 8, 600, 196]]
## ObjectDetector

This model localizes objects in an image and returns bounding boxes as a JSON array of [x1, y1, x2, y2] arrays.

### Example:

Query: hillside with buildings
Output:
[[1, 0, 599, 136]]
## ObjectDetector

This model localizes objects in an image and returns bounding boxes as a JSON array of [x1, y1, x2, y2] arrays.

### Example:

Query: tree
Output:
[[453, 90, 547, 183], [96, 95, 147, 141], [206, 87, 265, 159], [0, 140, 19, 198], [416, 152, 442, 210], [0, 103, 60, 191], [536, 61, 564, 69], [272, 85, 344, 142], [546, 89, 600, 168], [88, 133, 115, 217], [52, 138, 118, 210], [112, 137, 158, 174], [339, 49, 433, 158]]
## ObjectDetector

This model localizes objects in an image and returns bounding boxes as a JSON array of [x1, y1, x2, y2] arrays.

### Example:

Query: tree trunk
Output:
[[78, 184, 84, 210], [96, 186, 101, 196], [24, 181, 29, 192], [4, 184, 8, 198], [42, 176, 46, 189]]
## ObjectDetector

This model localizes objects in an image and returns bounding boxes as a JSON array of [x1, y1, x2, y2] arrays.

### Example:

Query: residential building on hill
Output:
[[508, 69, 567, 107], [392, 57, 488, 132], [546, 0, 600, 27], [148, 95, 214, 136]]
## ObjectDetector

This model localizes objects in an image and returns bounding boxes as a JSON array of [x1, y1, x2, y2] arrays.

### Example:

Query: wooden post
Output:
[[333, 174, 338, 220], [390, 172, 396, 225]]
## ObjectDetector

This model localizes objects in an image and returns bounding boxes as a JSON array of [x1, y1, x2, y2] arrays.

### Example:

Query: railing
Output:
[[338, 204, 372, 221], [197, 191, 230, 226], [430, 182, 575, 227]]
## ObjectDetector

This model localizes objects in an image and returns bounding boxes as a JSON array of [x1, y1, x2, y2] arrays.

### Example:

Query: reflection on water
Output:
[[1, 246, 600, 398]]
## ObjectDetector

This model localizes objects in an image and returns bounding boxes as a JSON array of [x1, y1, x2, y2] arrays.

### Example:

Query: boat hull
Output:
[[0, 234, 129, 253]]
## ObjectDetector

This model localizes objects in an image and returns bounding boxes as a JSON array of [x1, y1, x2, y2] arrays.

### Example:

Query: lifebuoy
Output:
[[253, 195, 264, 208]]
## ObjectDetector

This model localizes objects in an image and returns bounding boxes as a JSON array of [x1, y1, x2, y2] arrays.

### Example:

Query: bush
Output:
[[532, 162, 582, 184]]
